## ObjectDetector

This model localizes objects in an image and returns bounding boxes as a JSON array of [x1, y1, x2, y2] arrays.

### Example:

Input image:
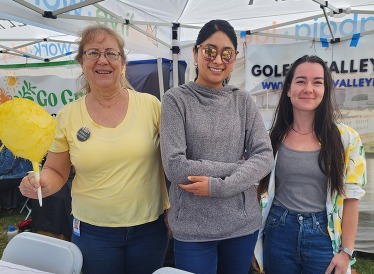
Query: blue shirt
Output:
[[0, 146, 33, 180]]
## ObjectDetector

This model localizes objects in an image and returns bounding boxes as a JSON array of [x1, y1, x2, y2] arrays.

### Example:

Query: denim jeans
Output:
[[72, 213, 168, 274], [263, 205, 334, 274], [174, 231, 258, 274]]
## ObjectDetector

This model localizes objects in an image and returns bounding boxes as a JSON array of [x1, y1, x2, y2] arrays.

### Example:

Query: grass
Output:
[[1, 205, 374, 273], [0, 204, 28, 258], [353, 252, 374, 274]]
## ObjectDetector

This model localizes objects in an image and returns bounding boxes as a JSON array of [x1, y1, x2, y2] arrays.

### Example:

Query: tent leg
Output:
[[157, 58, 165, 100]]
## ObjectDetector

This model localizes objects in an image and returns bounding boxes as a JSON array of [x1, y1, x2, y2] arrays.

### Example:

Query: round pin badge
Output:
[[77, 127, 91, 142]]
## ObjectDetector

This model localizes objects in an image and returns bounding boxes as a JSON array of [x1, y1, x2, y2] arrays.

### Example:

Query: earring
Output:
[[193, 61, 197, 66]]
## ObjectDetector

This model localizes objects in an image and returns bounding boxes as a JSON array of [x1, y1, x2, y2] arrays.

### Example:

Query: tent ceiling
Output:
[[0, 0, 373, 63]]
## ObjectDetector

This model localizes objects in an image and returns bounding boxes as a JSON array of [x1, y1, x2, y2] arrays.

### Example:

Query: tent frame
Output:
[[2, 0, 374, 88]]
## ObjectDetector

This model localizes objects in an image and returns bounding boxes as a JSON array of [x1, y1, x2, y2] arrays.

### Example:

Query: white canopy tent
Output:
[[1, 0, 374, 87]]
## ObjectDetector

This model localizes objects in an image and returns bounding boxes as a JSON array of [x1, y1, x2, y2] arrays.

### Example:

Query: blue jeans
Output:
[[174, 231, 258, 274], [72, 214, 168, 274], [263, 205, 334, 274]]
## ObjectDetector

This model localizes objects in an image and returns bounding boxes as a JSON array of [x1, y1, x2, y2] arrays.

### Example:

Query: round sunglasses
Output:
[[197, 45, 238, 64]]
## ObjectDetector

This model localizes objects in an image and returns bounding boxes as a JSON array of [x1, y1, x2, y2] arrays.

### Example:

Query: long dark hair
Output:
[[193, 19, 237, 84], [257, 55, 344, 197]]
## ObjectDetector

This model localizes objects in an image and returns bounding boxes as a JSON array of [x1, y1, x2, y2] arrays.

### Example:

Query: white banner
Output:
[[246, 35, 374, 153], [0, 63, 80, 116]]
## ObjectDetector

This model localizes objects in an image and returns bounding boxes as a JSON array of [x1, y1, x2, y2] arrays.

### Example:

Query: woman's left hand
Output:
[[324, 252, 350, 274], [178, 176, 210, 196]]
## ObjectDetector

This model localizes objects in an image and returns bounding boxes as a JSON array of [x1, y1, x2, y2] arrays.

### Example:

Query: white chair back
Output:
[[153, 267, 195, 273], [1, 232, 82, 274]]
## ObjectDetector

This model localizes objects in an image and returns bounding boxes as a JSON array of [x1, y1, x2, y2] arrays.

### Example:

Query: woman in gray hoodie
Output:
[[160, 19, 274, 274]]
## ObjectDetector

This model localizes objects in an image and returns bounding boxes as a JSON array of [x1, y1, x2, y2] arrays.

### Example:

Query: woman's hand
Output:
[[324, 252, 350, 274], [178, 176, 210, 196], [326, 198, 359, 274], [19, 171, 42, 199], [19, 151, 71, 199], [164, 209, 173, 239], [252, 256, 264, 273]]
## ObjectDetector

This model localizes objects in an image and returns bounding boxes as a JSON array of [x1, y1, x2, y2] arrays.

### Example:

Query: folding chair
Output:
[[20, 197, 32, 219], [153, 267, 194, 273], [2, 232, 82, 274]]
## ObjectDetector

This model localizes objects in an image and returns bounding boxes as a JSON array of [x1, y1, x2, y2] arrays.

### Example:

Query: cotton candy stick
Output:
[[32, 162, 43, 206]]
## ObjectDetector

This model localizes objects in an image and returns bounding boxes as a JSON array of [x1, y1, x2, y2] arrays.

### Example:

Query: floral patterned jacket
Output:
[[254, 123, 367, 274]]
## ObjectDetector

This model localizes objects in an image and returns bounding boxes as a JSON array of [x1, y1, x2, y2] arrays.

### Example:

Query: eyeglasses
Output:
[[197, 45, 238, 64], [83, 49, 122, 60]]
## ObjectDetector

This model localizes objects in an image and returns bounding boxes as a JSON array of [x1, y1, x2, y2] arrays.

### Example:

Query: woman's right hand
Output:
[[19, 171, 43, 199], [19, 151, 72, 200]]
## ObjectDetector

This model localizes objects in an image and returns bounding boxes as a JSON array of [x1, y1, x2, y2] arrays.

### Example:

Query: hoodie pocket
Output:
[[241, 192, 248, 217]]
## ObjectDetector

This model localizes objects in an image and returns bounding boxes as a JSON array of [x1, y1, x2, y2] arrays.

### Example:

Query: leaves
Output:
[[14, 80, 36, 101]]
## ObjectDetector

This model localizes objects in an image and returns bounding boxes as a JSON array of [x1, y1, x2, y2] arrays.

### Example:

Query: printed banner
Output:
[[246, 35, 374, 152], [0, 63, 81, 116]]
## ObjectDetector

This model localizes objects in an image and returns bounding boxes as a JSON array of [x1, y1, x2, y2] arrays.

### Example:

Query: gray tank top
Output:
[[273, 143, 327, 213]]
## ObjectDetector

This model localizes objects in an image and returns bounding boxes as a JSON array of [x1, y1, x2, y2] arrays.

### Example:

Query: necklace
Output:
[[291, 125, 313, 135], [93, 90, 123, 108]]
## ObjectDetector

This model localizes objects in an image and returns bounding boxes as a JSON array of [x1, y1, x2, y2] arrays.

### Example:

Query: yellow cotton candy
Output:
[[0, 98, 56, 163]]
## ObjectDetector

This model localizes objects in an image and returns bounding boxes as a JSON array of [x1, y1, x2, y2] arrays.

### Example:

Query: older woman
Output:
[[20, 25, 170, 274]]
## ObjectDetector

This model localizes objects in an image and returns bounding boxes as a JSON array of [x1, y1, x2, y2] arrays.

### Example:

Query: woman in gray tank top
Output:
[[254, 55, 366, 274]]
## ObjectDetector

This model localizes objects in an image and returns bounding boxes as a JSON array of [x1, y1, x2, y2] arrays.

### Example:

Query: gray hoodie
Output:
[[160, 81, 274, 242]]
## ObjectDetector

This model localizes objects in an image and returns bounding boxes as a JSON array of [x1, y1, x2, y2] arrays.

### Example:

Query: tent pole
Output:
[[321, 6, 336, 41], [253, 32, 315, 41], [11, 0, 44, 15], [251, 14, 324, 33], [312, 0, 339, 13], [157, 57, 165, 101], [172, 23, 180, 88], [352, 9, 374, 15], [50, 0, 103, 16], [172, 53, 179, 88], [12, 0, 103, 18], [0, 44, 45, 61]]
